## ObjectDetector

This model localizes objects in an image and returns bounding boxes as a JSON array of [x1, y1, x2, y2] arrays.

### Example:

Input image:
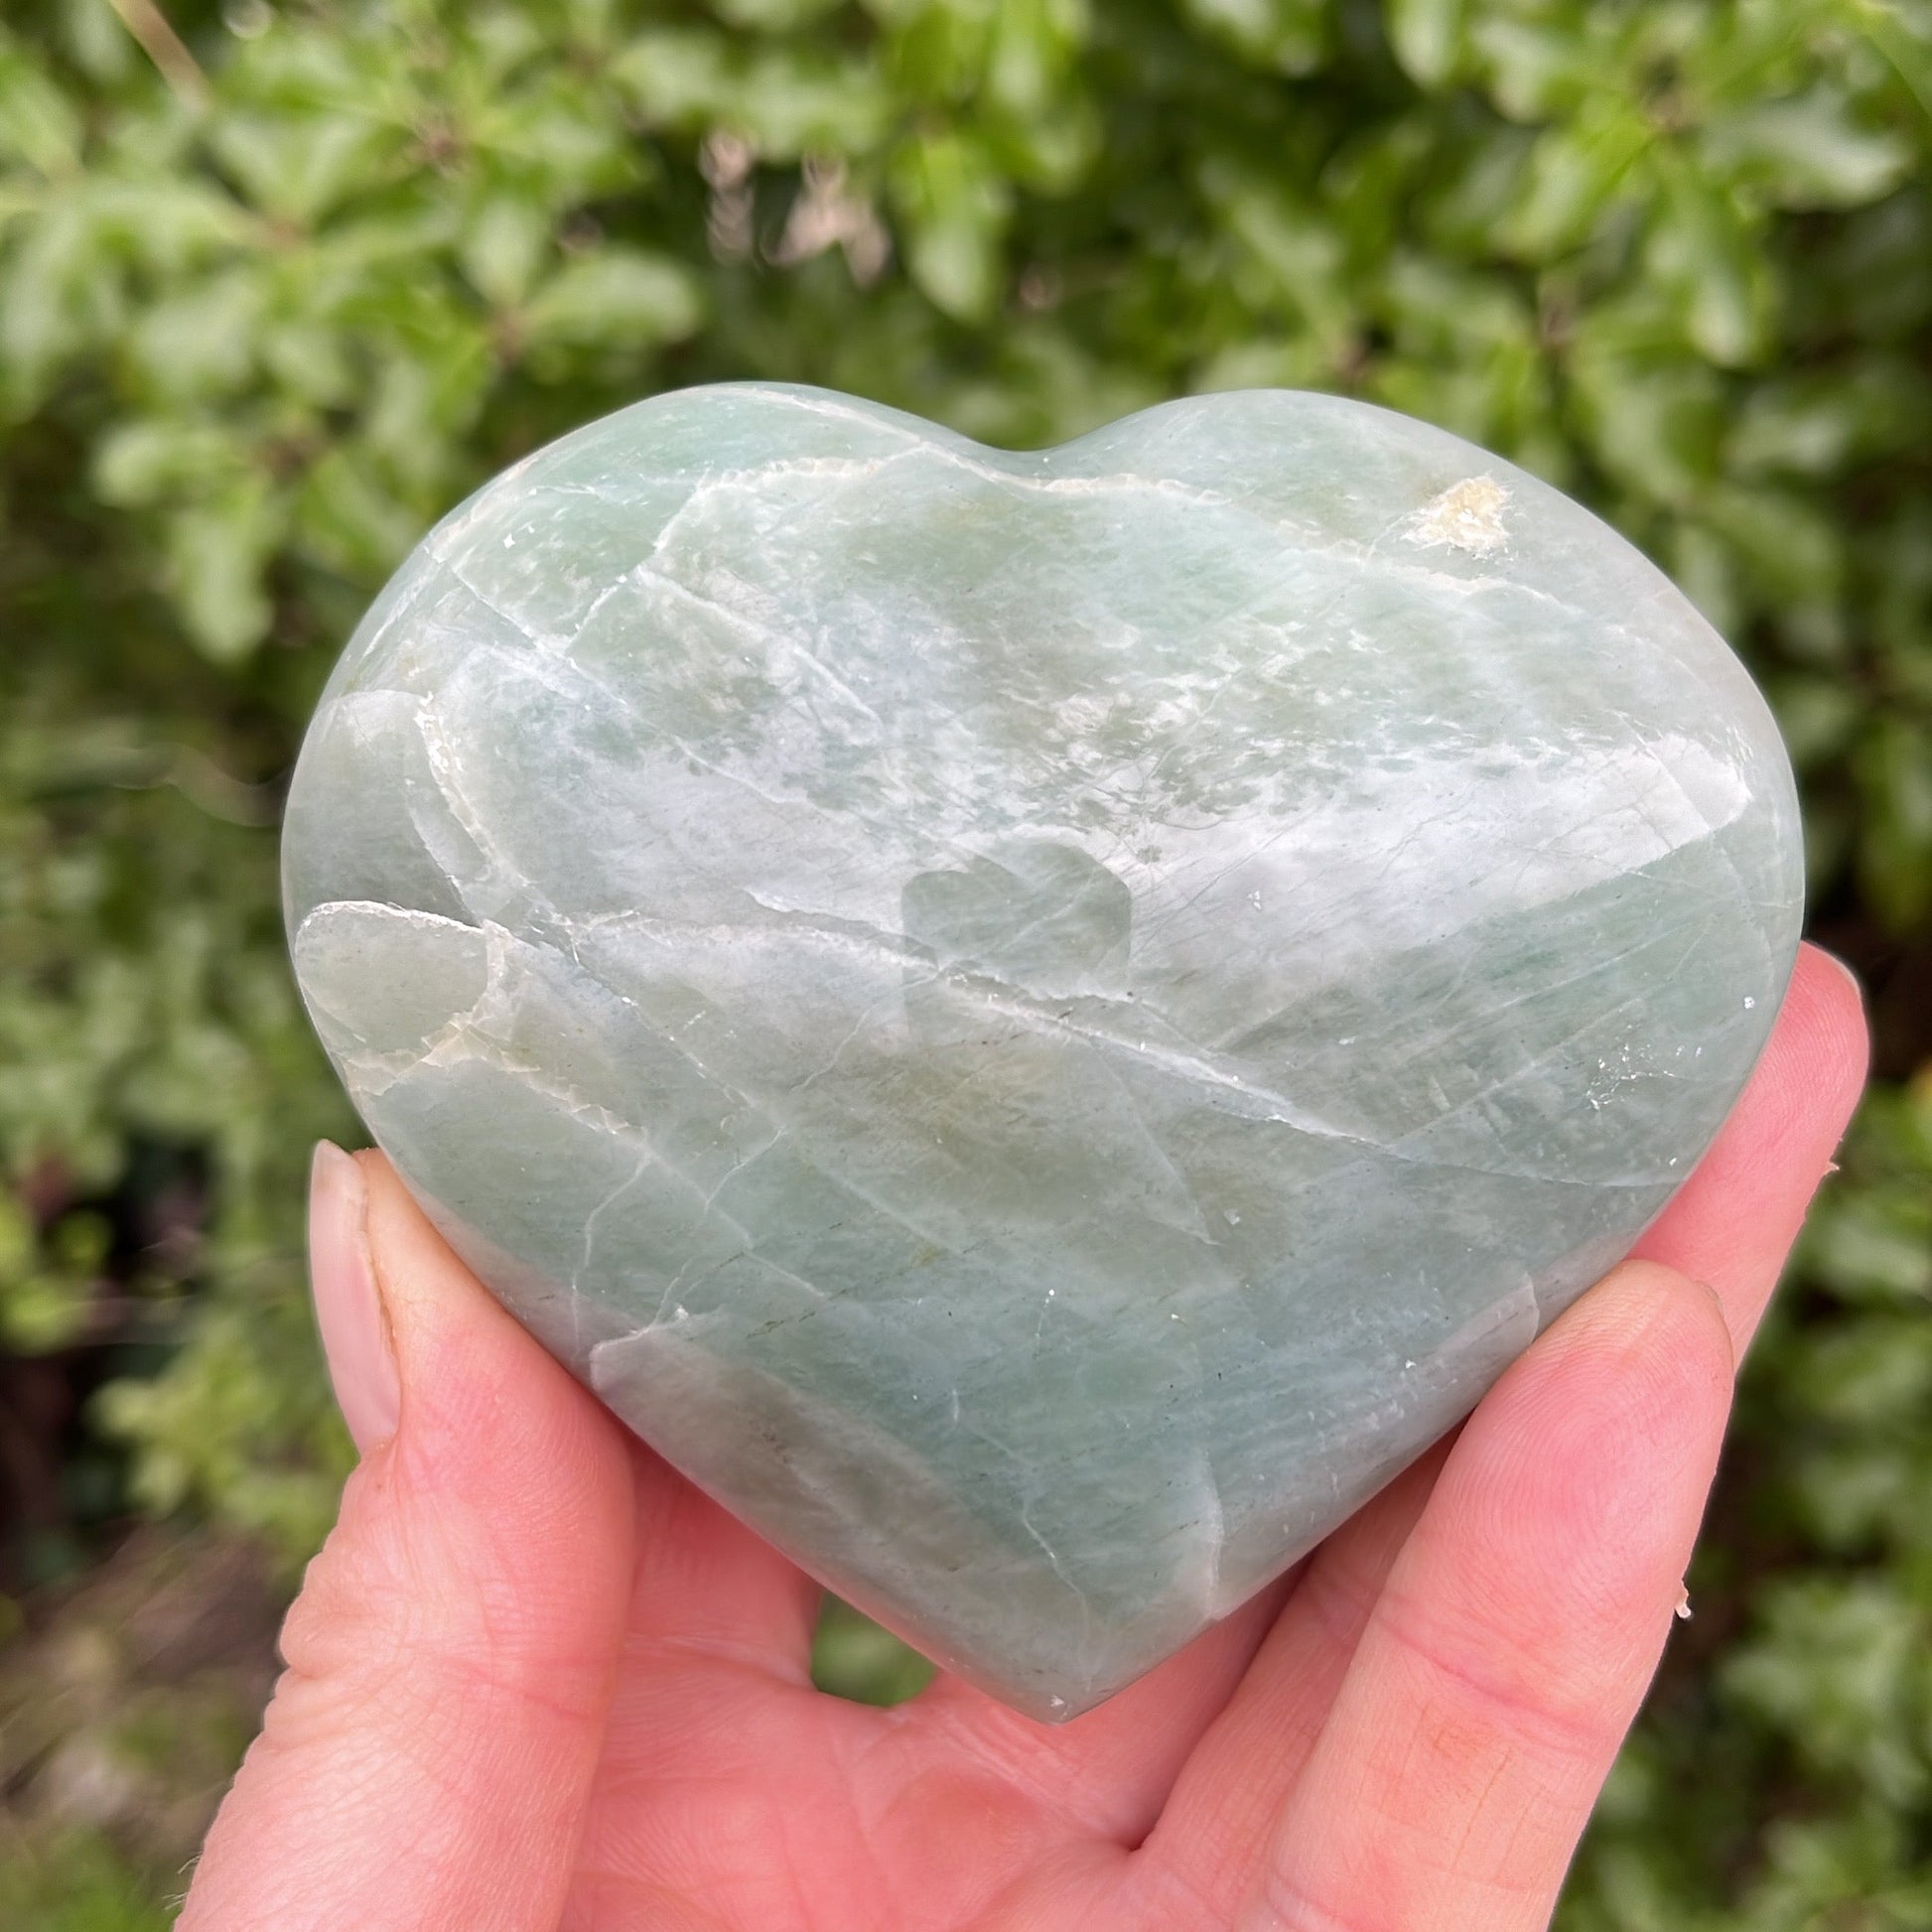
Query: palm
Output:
[[566, 1441, 1439, 1930]]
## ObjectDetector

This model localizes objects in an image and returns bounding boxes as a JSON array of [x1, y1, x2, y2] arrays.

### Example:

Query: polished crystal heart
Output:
[[284, 384, 1802, 1720]]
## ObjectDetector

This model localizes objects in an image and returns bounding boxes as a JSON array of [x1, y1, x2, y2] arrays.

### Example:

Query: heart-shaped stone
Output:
[[284, 384, 1801, 1720]]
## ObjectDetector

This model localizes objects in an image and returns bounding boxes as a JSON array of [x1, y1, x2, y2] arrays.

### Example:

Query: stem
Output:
[[104, 0, 209, 109]]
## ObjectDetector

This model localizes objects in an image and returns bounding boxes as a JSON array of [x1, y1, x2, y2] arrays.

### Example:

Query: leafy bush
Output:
[[1, 0, 1927, 1922]]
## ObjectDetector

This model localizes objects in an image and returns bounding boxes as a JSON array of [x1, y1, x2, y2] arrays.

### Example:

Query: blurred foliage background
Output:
[[0, 0, 1928, 1922]]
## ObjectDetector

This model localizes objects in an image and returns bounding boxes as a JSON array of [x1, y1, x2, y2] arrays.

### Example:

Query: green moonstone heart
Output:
[[284, 384, 1802, 1720]]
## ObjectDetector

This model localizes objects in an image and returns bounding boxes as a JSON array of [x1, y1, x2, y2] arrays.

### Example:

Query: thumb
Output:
[[180, 1147, 635, 1932]]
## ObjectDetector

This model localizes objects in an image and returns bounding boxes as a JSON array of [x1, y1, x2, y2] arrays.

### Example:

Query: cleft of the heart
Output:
[[285, 383, 1801, 1721]]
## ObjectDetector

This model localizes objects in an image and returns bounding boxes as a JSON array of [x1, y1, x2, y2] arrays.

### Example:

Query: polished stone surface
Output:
[[284, 384, 1803, 1720]]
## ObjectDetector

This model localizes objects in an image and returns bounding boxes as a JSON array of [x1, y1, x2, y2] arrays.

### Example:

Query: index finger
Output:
[[1631, 943, 1869, 1349]]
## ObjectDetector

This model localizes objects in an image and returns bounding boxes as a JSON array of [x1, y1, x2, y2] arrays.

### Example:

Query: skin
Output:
[[179, 943, 1867, 1932]]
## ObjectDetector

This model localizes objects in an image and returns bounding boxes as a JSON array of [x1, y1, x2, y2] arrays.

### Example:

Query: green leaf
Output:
[[610, 27, 733, 128], [459, 197, 551, 310], [294, 447, 422, 580], [520, 248, 705, 351], [1857, 716, 1932, 929], [1567, 312, 1725, 505], [1728, 360, 1932, 476], [1668, 518, 1743, 637], [1199, 160, 1354, 360], [1384, 0, 1463, 89], [890, 127, 1013, 322], [1493, 103, 1652, 260], [207, 109, 398, 229], [986, 0, 1095, 107], [1700, 482, 1846, 612], [1807, 1193, 1932, 1302], [125, 271, 265, 403], [1465, 15, 1596, 122], [0, 1827, 175, 1932], [725, 51, 895, 158], [1858, 0, 1932, 127], [1647, 162, 1770, 366], [165, 490, 284, 663], [811, 1595, 935, 1706], [0, 193, 120, 404], [1769, 673, 1863, 770], [92, 179, 260, 275], [714, 0, 848, 27], [0, 43, 81, 179], [1179, 0, 1331, 76], [1702, 85, 1915, 210], [92, 419, 243, 505]]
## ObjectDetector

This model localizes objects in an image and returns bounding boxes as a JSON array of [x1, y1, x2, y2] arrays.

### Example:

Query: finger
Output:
[[180, 1149, 635, 1932], [918, 942, 1866, 1859], [906, 1578, 1293, 1845], [1633, 941, 1867, 1349], [1147, 936, 1866, 1915], [621, 1440, 824, 1680], [1141, 1443, 1450, 1919], [1141, 938, 1860, 1917], [1144, 927, 1869, 1908], [1237, 1263, 1732, 1932]]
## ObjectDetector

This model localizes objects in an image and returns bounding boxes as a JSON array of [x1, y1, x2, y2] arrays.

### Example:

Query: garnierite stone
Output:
[[284, 384, 1803, 1720]]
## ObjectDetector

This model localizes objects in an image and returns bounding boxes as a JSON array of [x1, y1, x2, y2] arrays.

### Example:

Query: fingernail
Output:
[[309, 1142, 401, 1453]]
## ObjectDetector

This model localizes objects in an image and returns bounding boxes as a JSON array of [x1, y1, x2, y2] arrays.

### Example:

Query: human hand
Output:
[[178, 944, 1865, 1932]]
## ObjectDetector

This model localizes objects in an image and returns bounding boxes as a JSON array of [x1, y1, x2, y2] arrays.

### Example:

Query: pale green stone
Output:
[[284, 384, 1803, 1720]]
